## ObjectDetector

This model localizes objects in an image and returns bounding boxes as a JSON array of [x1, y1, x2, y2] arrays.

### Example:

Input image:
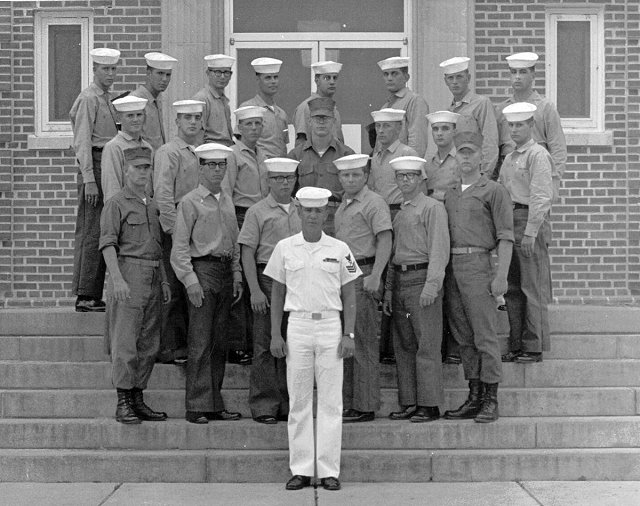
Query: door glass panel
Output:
[[48, 24, 81, 121], [233, 0, 404, 33], [557, 21, 590, 118], [323, 46, 402, 153]]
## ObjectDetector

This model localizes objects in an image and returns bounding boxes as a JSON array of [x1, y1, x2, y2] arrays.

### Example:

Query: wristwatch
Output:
[[343, 332, 355, 339]]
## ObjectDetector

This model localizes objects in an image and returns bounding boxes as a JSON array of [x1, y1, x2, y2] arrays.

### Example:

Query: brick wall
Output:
[[475, 0, 639, 304], [0, 0, 162, 306]]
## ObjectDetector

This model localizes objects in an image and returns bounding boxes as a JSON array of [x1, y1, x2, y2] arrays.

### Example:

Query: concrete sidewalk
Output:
[[1, 482, 639, 505]]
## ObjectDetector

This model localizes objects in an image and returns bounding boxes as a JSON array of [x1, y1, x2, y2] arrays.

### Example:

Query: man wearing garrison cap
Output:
[[193, 54, 236, 146], [153, 99, 205, 365], [498, 102, 553, 364], [240, 57, 289, 158], [495, 52, 566, 200], [377, 56, 430, 157], [69, 47, 120, 312], [293, 61, 345, 147], [238, 158, 302, 424], [440, 56, 499, 177], [100, 145, 170, 424], [130, 52, 177, 151]]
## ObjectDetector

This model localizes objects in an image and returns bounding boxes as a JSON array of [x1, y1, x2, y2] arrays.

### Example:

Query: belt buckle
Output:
[[401, 265, 408, 272], [312, 312, 322, 320]]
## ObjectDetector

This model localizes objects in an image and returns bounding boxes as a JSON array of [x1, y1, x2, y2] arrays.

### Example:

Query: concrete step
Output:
[[1, 359, 639, 390], [2, 447, 640, 482], [1, 386, 636, 418], [0, 416, 638, 451], [2, 333, 639, 362]]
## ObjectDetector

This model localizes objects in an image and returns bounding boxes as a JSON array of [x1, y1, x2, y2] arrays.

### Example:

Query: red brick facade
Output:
[[0, 0, 637, 305]]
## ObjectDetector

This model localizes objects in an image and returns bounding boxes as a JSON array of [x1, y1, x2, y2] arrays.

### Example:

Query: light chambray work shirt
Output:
[[498, 139, 553, 238], [264, 231, 362, 312], [293, 93, 344, 143], [69, 82, 118, 183], [380, 86, 430, 158], [192, 85, 233, 145], [425, 147, 459, 202], [170, 184, 241, 288], [240, 94, 289, 158], [226, 140, 269, 208], [130, 85, 166, 151], [369, 140, 419, 205], [335, 185, 392, 259], [101, 131, 154, 202]]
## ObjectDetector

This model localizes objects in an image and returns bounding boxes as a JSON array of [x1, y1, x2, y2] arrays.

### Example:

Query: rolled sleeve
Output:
[[237, 207, 260, 249], [263, 241, 286, 284], [98, 198, 121, 252], [491, 185, 515, 243]]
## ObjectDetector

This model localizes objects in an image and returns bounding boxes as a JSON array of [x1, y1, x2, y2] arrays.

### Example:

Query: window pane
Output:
[[556, 20, 590, 118], [48, 25, 81, 121], [234, 0, 404, 33]]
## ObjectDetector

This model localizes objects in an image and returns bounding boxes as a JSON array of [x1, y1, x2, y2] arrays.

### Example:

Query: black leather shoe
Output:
[[254, 415, 277, 424], [130, 388, 167, 421], [115, 389, 141, 424], [515, 352, 542, 363], [185, 411, 208, 424], [502, 350, 522, 362], [342, 408, 359, 417], [389, 405, 416, 420], [343, 410, 375, 423], [228, 350, 252, 365], [75, 298, 106, 313], [410, 406, 440, 423], [206, 410, 241, 421], [285, 475, 311, 490], [321, 477, 341, 491]]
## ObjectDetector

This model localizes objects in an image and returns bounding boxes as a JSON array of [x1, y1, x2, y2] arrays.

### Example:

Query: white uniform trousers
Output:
[[286, 313, 343, 478]]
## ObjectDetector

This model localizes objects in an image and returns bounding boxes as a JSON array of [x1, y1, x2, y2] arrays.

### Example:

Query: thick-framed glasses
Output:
[[269, 175, 297, 183], [394, 172, 420, 181], [201, 161, 227, 169], [211, 70, 233, 78]]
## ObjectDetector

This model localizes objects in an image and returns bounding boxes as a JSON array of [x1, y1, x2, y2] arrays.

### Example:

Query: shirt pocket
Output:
[[284, 258, 305, 273], [125, 215, 148, 245]]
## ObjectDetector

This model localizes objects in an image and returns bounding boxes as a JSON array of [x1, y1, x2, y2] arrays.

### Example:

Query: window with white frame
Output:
[[34, 9, 93, 136], [545, 5, 604, 132]]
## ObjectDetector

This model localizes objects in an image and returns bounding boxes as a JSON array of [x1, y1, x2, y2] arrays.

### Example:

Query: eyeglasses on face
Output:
[[269, 175, 297, 183], [394, 172, 420, 181], [201, 161, 227, 169], [211, 70, 233, 77]]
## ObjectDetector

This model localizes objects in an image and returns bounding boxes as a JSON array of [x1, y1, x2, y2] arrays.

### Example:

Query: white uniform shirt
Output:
[[264, 231, 362, 312]]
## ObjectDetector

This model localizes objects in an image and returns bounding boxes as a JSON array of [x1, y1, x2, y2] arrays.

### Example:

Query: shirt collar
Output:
[[90, 82, 108, 96], [391, 86, 409, 100], [235, 139, 257, 156], [265, 193, 294, 208], [432, 146, 456, 163], [122, 186, 144, 201], [515, 138, 536, 153], [345, 185, 369, 204], [134, 85, 156, 102], [452, 90, 474, 107], [118, 130, 138, 142], [209, 86, 227, 100], [292, 231, 330, 246], [402, 191, 426, 207], [303, 137, 338, 153]]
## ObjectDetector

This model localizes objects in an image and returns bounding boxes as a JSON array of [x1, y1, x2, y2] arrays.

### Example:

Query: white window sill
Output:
[[565, 130, 613, 146], [27, 134, 73, 150]]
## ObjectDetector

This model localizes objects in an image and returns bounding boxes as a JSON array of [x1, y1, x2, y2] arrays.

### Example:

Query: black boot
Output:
[[116, 389, 142, 424], [131, 388, 167, 421], [443, 379, 482, 420], [474, 382, 499, 423]]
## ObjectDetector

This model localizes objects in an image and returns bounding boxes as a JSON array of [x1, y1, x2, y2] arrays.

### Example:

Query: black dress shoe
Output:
[[343, 410, 375, 423], [75, 298, 106, 313], [342, 408, 359, 417], [410, 406, 440, 423], [321, 477, 341, 491], [515, 352, 542, 363], [285, 475, 311, 490], [206, 410, 241, 421], [228, 350, 252, 365], [389, 405, 416, 420], [254, 415, 277, 424], [185, 411, 208, 424], [502, 350, 522, 362]]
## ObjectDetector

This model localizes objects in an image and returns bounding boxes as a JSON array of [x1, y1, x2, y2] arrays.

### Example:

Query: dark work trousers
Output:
[[72, 148, 106, 299], [441, 274, 459, 360], [391, 269, 444, 408], [322, 201, 338, 237], [506, 209, 552, 353], [157, 231, 188, 362], [185, 258, 233, 412], [107, 258, 162, 389], [248, 266, 289, 419], [228, 207, 251, 353], [343, 263, 381, 412], [379, 206, 400, 360], [446, 254, 502, 384]]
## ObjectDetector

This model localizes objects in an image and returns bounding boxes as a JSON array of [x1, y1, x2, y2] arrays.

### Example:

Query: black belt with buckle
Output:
[[256, 263, 267, 270], [514, 203, 529, 210], [192, 254, 232, 263], [393, 262, 429, 272], [356, 256, 376, 266]]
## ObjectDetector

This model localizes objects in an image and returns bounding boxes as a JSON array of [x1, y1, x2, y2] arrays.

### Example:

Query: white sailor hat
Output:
[[506, 52, 539, 69], [439, 56, 470, 75], [502, 102, 537, 122], [90, 48, 120, 65], [112, 95, 147, 112], [251, 57, 282, 74], [264, 158, 299, 173], [311, 61, 342, 75], [377, 56, 410, 71], [389, 156, 426, 172], [234, 106, 265, 122], [426, 111, 460, 125], [172, 100, 205, 114], [194, 143, 233, 160], [334, 154, 369, 171], [204, 54, 236, 69], [371, 108, 405, 123], [296, 186, 333, 207], [144, 52, 177, 70]]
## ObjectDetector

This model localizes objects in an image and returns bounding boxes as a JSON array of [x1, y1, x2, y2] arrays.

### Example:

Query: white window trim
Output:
[[545, 5, 605, 136], [30, 8, 93, 149]]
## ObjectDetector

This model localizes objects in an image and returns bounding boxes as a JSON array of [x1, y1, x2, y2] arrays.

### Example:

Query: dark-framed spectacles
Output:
[[269, 175, 297, 183], [211, 70, 233, 78], [201, 161, 227, 169], [394, 172, 420, 181]]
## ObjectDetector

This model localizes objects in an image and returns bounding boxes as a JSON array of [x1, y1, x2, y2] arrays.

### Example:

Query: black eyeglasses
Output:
[[269, 175, 297, 183], [211, 70, 233, 77], [394, 172, 419, 181], [201, 161, 227, 169]]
